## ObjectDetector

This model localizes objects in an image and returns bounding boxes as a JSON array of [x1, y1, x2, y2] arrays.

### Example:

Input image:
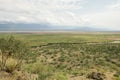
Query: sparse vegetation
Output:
[[0, 33, 120, 80]]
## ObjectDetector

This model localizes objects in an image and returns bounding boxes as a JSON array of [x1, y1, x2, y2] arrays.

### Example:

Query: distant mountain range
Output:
[[0, 23, 111, 31]]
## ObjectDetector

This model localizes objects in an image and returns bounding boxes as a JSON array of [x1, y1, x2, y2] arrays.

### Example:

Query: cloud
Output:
[[0, 0, 85, 24], [81, 0, 120, 30], [82, 11, 120, 29], [0, 0, 120, 30], [108, 3, 120, 9], [106, 0, 120, 10]]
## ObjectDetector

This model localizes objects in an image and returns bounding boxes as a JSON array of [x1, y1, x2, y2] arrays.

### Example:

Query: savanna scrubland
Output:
[[0, 33, 120, 80]]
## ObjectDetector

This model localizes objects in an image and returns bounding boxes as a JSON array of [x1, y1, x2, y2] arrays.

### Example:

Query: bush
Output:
[[87, 72, 105, 80], [114, 72, 120, 77], [50, 72, 68, 80], [5, 58, 18, 73], [0, 36, 29, 73], [22, 61, 53, 80]]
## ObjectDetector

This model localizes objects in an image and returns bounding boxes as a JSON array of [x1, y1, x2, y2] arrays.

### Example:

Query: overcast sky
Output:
[[0, 0, 120, 30]]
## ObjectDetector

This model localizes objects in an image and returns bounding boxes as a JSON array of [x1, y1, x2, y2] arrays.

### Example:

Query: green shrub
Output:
[[50, 72, 68, 80], [22, 61, 53, 80], [87, 72, 105, 80], [5, 58, 18, 73], [0, 36, 29, 73], [114, 77, 120, 80], [114, 72, 120, 77]]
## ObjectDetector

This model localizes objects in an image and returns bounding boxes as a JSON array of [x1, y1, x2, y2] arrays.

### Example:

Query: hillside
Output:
[[0, 33, 120, 80]]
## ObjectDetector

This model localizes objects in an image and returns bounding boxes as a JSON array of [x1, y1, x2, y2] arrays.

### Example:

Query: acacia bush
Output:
[[0, 36, 29, 73]]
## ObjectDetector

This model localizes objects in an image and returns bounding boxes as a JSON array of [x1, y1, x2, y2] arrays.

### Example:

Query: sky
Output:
[[0, 0, 120, 30]]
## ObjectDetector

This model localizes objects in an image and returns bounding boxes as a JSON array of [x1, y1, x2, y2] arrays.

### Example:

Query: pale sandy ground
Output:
[[0, 31, 120, 34]]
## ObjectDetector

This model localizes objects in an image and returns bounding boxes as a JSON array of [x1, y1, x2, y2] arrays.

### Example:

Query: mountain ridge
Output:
[[0, 23, 113, 31]]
